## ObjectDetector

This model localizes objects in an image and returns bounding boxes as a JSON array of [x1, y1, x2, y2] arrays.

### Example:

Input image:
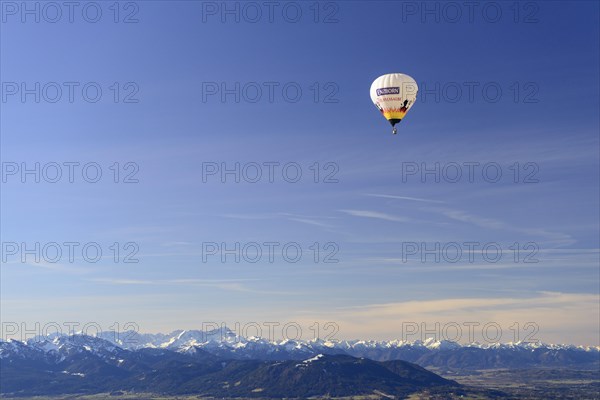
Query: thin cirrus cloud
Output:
[[338, 292, 600, 316], [338, 209, 410, 223], [161, 241, 194, 247], [0, 260, 95, 276], [429, 208, 574, 245], [365, 259, 600, 271], [365, 194, 570, 240], [365, 193, 445, 204], [360, 194, 574, 246], [88, 278, 297, 296], [328, 292, 599, 344], [221, 212, 335, 229], [272, 292, 600, 345]]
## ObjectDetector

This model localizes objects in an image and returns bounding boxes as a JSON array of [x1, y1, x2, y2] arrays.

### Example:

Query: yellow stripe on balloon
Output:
[[383, 110, 407, 120]]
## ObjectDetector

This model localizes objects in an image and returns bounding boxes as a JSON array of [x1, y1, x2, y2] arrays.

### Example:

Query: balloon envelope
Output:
[[370, 73, 418, 128]]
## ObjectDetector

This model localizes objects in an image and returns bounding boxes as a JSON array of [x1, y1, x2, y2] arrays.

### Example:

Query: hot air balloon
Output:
[[370, 73, 418, 134]]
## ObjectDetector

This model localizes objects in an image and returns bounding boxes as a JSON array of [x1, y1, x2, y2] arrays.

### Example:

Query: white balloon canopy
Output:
[[370, 73, 418, 134]]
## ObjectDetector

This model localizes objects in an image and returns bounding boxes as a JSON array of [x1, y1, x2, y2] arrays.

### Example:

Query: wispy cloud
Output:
[[338, 209, 409, 223], [278, 213, 335, 229], [88, 278, 295, 295], [290, 292, 600, 345], [365, 258, 600, 271], [220, 213, 275, 220], [160, 241, 193, 247], [339, 292, 599, 319], [1, 260, 94, 275], [366, 193, 445, 204], [90, 278, 255, 286], [430, 207, 574, 245], [222, 212, 335, 229], [435, 208, 511, 230], [91, 279, 156, 285]]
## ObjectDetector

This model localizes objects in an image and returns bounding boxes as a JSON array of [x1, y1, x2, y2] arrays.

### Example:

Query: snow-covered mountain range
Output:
[[2, 327, 599, 369]]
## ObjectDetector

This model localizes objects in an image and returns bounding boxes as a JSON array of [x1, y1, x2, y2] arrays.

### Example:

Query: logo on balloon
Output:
[[376, 87, 400, 96]]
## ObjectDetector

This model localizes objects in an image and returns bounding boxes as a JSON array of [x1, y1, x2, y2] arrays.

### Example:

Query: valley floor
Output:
[[1, 369, 599, 400], [436, 368, 600, 399]]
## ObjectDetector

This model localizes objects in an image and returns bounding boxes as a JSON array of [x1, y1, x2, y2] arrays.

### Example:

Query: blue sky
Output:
[[1, 1, 599, 345]]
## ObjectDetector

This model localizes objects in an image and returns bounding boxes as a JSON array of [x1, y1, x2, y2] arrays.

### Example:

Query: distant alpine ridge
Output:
[[1, 333, 463, 397], [2, 329, 598, 397], [3, 327, 599, 370]]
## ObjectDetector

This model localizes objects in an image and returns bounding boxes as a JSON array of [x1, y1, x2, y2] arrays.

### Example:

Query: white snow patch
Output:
[[303, 354, 324, 363]]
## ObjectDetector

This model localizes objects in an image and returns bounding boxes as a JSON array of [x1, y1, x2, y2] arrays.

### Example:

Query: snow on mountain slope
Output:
[[2, 327, 598, 369]]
